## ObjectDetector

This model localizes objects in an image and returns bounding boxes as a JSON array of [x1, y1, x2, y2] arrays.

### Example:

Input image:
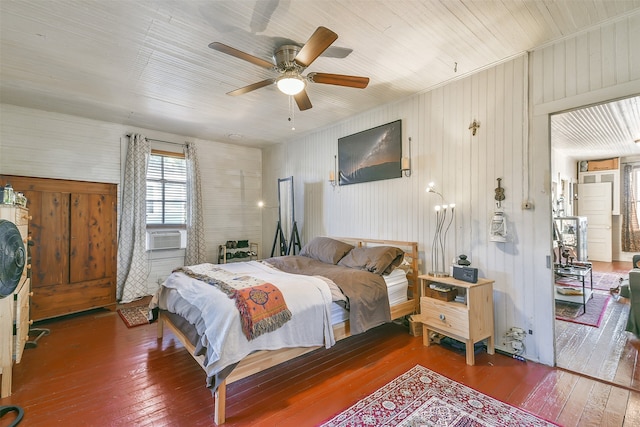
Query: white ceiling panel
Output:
[[1, 0, 639, 148], [552, 95, 640, 160]]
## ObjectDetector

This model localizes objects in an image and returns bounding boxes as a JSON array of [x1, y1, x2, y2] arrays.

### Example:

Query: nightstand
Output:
[[419, 274, 495, 365]]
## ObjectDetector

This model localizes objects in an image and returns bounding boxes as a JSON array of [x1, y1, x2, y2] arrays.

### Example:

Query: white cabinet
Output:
[[578, 169, 620, 215], [0, 205, 31, 398]]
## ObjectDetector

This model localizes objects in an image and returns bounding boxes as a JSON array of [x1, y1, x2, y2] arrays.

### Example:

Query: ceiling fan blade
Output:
[[294, 90, 312, 111], [308, 72, 370, 89], [209, 42, 275, 70], [294, 26, 338, 67], [227, 79, 275, 96], [323, 46, 353, 59], [270, 36, 352, 59]]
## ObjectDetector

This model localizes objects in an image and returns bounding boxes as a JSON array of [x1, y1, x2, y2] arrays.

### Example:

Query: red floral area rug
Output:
[[117, 305, 150, 328], [320, 365, 557, 426], [555, 292, 610, 327]]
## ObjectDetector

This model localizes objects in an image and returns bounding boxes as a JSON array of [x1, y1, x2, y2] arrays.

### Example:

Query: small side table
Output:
[[419, 274, 495, 365], [554, 264, 593, 314]]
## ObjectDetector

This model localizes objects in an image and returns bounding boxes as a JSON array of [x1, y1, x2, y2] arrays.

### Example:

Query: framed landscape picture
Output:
[[338, 120, 402, 186]]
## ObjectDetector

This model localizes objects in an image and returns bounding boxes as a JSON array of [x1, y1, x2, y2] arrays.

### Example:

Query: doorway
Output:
[[551, 96, 640, 390]]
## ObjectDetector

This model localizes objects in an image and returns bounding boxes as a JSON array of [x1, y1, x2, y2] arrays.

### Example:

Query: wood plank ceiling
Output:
[[1, 1, 639, 149], [552, 96, 640, 161]]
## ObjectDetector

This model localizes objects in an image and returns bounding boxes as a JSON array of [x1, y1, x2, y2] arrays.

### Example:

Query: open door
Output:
[[577, 182, 612, 262]]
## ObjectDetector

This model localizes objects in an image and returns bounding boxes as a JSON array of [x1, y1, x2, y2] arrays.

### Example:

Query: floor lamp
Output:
[[427, 183, 455, 277]]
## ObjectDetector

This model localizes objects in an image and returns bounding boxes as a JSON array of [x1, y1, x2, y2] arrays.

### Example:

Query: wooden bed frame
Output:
[[156, 238, 419, 424]]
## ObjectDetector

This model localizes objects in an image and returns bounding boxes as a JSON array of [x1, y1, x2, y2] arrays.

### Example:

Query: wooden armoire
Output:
[[0, 175, 117, 320]]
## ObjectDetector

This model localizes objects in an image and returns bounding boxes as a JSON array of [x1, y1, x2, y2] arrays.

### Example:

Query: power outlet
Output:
[[522, 201, 534, 210]]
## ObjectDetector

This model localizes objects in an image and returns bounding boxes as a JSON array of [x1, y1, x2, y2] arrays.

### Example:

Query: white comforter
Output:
[[151, 261, 335, 380]]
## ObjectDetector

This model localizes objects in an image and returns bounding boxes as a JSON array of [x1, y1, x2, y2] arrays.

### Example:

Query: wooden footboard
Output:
[[158, 238, 419, 424], [157, 312, 349, 424]]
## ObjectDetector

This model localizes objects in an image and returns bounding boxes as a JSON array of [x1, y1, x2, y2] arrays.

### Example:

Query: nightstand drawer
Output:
[[421, 298, 469, 338], [0, 206, 29, 226], [14, 208, 30, 226]]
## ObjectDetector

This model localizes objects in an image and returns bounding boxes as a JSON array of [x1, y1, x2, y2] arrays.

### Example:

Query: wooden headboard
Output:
[[331, 237, 420, 316]]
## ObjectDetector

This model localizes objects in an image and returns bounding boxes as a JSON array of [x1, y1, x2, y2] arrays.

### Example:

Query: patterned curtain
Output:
[[184, 141, 206, 265], [622, 163, 640, 252], [117, 134, 151, 302]]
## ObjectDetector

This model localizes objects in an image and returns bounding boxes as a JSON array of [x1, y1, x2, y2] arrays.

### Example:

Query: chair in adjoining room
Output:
[[619, 255, 640, 337]]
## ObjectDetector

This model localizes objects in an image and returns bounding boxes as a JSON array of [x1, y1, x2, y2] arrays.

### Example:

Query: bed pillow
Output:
[[299, 237, 354, 265], [337, 246, 405, 275]]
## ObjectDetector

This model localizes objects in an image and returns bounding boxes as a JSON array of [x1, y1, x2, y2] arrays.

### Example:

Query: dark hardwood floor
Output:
[[1, 300, 639, 426], [555, 261, 640, 392]]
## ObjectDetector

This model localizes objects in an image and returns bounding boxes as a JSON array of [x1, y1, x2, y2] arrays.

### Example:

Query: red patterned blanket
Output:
[[174, 266, 291, 340]]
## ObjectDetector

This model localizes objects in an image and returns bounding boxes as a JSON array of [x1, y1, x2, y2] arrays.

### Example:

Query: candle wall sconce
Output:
[[329, 155, 337, 187], [401, 137, 412, 177]]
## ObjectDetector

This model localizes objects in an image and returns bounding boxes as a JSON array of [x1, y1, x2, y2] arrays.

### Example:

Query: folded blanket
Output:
[[263, 256, 391, 334], [174, 266, 291, 340]]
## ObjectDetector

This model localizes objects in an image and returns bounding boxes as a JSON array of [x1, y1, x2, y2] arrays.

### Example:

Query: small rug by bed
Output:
[[117, 305, 150, 328], [320, 365, 557, 426], [555, 292, 610, 327]]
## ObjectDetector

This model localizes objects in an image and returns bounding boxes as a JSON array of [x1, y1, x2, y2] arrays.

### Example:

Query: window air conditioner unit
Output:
[[147, 230, 185, 251]]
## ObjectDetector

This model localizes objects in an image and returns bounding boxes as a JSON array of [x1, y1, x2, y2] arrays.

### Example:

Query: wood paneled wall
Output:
[[265, 13, 640, 367], [531, 12, 640, 108], [0, 104, 262, 292], [195, 139, 263, 261], [0, 11, 636, 364], [265, 55, 531, 359], [0, 105, 122, 183], [529, 11, 640, 363]]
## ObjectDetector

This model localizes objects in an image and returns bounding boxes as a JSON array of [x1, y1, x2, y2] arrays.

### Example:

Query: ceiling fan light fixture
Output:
[[276, 74, 305, 95]]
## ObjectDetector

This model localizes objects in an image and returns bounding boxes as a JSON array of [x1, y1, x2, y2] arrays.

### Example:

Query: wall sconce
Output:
[[426, 182, 454, 277], [401, 136, 412, 177], [426, 182, 443, 199], [329, 154, 337, 187]]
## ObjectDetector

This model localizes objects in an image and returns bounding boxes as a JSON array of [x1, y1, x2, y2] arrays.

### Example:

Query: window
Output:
[[146, 151, 187, 225]]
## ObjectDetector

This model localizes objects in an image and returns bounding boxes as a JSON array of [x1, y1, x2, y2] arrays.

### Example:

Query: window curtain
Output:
[[185, 141, 206, 265], [117, 134, 151, 302], [622, 163, 640, 252]]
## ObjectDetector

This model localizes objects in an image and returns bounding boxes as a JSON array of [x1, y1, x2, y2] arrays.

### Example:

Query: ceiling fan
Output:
[[209, 26, 370, 111]]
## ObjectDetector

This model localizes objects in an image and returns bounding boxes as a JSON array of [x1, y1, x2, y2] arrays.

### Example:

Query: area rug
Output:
[[556, 270, 624, 291], [555, 292, 610, 327], [117, 305, 150, 328], [320, 365, 557, 426]]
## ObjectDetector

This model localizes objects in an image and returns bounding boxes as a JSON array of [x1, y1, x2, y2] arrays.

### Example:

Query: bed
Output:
[[151, 237, 419, 424]]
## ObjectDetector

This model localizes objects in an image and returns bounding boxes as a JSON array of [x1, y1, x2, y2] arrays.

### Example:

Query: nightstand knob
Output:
[[439, 313, 446, 321]]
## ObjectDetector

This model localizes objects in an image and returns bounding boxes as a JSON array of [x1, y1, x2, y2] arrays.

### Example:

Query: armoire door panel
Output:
[[24, 190, 70, 288], [30, 278, 115, 320], [70, 193, 115, 283]]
